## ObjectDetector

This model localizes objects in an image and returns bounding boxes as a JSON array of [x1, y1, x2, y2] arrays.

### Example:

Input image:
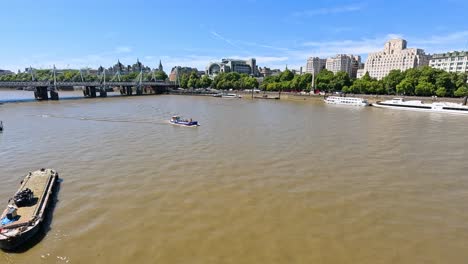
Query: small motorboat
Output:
[[0, 169, 59, 250], [170, 116, 199, 127]]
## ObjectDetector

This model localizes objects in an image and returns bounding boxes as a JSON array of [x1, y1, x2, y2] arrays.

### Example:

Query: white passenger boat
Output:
[[324, 96, 369, 106], [373, 98, 468, 114], [221, 94, 242, 99]]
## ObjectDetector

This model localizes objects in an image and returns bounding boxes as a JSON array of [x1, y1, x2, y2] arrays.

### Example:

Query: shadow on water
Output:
[[3, 178, 62, 253], [0, 94, 122, 104]]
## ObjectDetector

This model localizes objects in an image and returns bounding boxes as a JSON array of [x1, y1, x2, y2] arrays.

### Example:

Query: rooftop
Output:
[[431, 51, 468, 58]]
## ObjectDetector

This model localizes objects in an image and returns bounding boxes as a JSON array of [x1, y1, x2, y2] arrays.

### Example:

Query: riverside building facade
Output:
[[206, 58, 258, 77], [169, 66, 199, 82], [359, 39, 430, 79], [306, 57, 326, 76], [325, 54, 361, 78], [429, 51, 468, 73]]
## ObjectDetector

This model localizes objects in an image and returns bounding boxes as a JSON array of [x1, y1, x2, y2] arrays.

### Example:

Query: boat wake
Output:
[[30, 114, 168, 125]]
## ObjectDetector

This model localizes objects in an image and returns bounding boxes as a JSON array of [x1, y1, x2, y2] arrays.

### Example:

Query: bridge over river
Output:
[[0, 81, 176, 100], [0, 64, 179, 100]]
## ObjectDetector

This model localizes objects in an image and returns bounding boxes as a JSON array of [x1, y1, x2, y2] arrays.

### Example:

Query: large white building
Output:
[[206, 58, 258, 77], [429, 51, 468, 73], [358, 39, 430, 80], [306, 57, 326, 76], [325, 54, 360, 78]]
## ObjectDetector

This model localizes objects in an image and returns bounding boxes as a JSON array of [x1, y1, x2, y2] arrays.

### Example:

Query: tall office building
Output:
[[360, 39, 430, 79], [306, 57, 326, 76], [325, 54, 358, 77]]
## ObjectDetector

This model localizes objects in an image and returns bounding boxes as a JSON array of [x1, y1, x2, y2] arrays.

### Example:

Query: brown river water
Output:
[[0, 91, 467, 263]]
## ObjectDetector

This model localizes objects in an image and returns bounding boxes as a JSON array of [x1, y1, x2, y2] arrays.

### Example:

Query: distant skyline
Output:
[[1, 0, 468, 72]]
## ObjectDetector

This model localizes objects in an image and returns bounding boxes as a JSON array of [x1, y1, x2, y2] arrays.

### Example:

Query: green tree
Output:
[[349, 73, 377, 95], [332, 71, 351, 91], [419, 66, 437, 84], [186, 71, 199, 88], [415, 81, 435, 96], [154, 71, 168, 81], [243, 76, 258, 89], [396, 78, 414, 95], [266, 82, 279, 91], [198, 75, 212, 88], [435, 72, 454, 96], [382, 69, 404, 94], [179, 74, 189, 88], [454, 86, 468, 97], [225, 72, 241, 82], [279, 69, 294, 82], [187, 78, 197, 88], [260, 75, 279, 90], [316, 69, 335, 92], [435, 87, 447, 97]]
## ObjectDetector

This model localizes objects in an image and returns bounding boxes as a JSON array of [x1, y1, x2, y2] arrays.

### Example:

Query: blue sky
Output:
[[1, 0, 468, 72]]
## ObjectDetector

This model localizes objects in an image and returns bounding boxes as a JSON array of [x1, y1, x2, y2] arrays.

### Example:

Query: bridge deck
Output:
[[0, 81, 176, 88]]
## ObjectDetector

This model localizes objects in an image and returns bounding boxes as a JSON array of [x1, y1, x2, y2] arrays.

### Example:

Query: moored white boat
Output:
[[373, 98, 468, 114], [324, 96, 369, 106], [221, 93, 242, 99]]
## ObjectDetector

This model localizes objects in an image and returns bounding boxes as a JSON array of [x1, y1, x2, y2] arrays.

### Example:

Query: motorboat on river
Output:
[[373, 98, 468, 114], [170, 116, 199, 127], [0, 169, 59, 250]]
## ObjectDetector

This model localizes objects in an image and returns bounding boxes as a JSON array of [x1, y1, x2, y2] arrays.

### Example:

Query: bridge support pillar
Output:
[[90, 87, 97, 97], [34, 87, 48, 100], [99, 87, 107, 97], [83, 86, 97, 98], [152, 86, 166, 94], [49, 90, 59, 100], [136, 86, 143, 95], [126, 86, 133, 96]]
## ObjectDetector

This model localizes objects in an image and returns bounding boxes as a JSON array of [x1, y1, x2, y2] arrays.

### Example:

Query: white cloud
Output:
[[411, 30, 468, 52], [298, 34, 401, 59]]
